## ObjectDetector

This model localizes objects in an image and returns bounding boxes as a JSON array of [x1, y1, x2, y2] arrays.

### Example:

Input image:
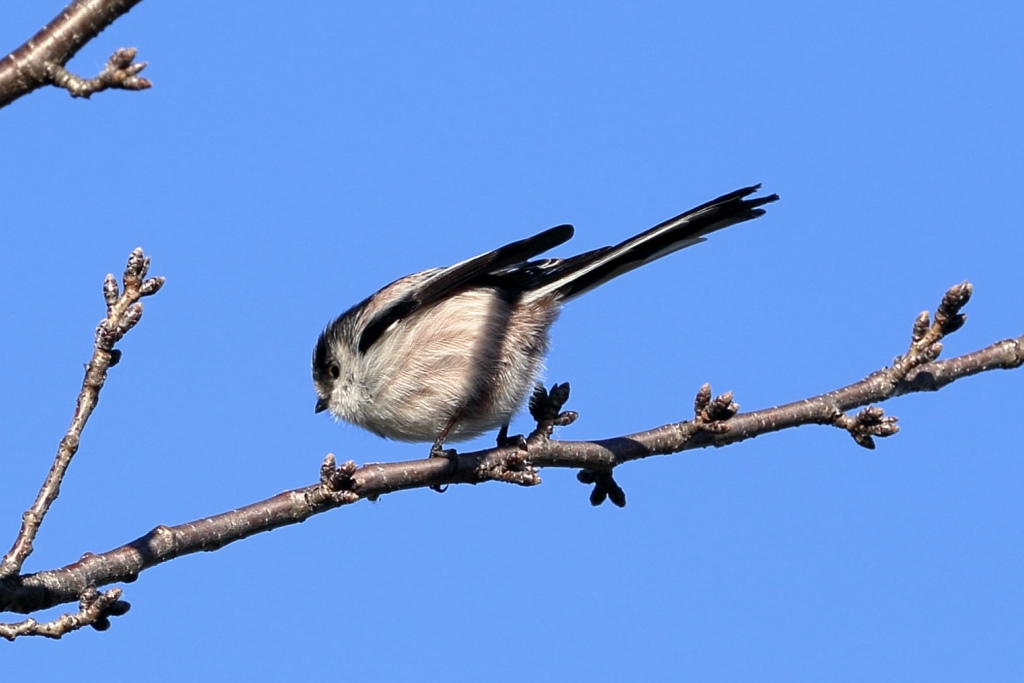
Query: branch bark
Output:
[[0, 256, 1019, 634], [0, 0, 149, 109]]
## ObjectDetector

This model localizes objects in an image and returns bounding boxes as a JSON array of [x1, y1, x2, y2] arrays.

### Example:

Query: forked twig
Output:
[[0, 0, 149, 108], [0, 588, 128, 641], [0, 249, 163, 580]]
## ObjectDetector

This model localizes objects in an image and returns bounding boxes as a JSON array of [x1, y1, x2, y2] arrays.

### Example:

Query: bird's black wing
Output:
[[358, 224, 574, 352]]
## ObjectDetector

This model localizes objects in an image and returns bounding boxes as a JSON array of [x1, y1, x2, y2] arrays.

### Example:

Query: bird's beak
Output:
[[315, 397, 329, 414]]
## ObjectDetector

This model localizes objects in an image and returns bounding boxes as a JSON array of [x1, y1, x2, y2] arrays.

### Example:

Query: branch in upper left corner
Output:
[[0, 0, 149, 109]]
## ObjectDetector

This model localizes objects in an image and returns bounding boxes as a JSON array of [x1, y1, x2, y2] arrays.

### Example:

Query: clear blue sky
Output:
[[2, 1, 1022, 679]]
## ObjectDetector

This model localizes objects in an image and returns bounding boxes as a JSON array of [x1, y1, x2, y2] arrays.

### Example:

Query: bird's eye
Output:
[[329, 364, 341, 379]]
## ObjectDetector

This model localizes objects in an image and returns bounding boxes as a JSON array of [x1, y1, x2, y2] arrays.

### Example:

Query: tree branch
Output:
[[0, 274, 1019, 629], [0, 249, 164, 581], [0, 0, 149, 109], [0, 588, 128, 641]]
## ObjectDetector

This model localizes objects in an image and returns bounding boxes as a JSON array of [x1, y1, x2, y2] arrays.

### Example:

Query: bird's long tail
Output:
[[533, 185, 778, 302]]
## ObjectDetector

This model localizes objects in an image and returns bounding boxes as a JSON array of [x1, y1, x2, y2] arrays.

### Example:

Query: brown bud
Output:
[[140, 276, 165, 297], [911, 311, 930, 343], [103, 274, 119, 308]]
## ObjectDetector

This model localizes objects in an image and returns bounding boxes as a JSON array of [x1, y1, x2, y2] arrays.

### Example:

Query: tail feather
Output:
[[533, 185, 778, 301]]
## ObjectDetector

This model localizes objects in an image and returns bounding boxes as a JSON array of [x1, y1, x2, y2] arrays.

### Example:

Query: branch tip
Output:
[[549, 382, 571, 409], [110, 47, 138, 68], [934, 282, 971, 335], [124, 248, 149, 287], [911, 311, 930, 343], [694, 383, 712, 415], [578, 469, 626, 507], [140, 276, 165, 297], [694, 384, 739, 425], [490, 451, 542, 486], [528, 382, 574, 439], [941, 281, 972, 312], [118, 302, 143, 333], [103, 274, 119, 308], [0, 248, 162, 581], [319, 454, 360, 502], [0, 587, 129, 640], [46, 47, 151, 100], [555, 410, 578, 427], [895, 281, 975, 379], [832, 406, 899, 449]]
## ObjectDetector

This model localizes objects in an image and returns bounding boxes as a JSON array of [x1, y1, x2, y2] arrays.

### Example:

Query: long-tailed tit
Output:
[[313, 185, 777, 453]]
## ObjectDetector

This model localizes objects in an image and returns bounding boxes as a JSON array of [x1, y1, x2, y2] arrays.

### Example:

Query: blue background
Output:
[[2, 1, 1022, 679]]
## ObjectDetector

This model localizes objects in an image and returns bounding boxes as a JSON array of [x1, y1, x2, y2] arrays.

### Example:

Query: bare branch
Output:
[[0, 588, 129, 640], [1, 281, 1019, 620], [45, 46, 149, 99], [0, 0, 148, 109], [0, 249, 163, 580], [831, 406, 900, 450]]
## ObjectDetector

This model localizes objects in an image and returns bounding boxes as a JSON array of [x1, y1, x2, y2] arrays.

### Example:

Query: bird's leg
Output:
[[495, 422, 527, 450], [429, 412, 462, 493], [429, 411, 461, 459]]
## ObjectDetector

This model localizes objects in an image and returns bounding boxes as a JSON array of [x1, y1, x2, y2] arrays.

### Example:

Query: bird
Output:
[[313, 184, 777, 455]]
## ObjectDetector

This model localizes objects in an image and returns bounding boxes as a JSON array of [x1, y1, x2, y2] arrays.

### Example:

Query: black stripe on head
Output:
[[312, 323, 337, 385], [313, 304, 360, 383]]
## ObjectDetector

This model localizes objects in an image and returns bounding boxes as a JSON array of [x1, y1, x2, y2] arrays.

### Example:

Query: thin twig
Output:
[[0, 588, 128, 640], [0, 0, 147, 109], [46, 47, 150, 99], [1, 283, 1019, 621], [0, 249, 164, 580]]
